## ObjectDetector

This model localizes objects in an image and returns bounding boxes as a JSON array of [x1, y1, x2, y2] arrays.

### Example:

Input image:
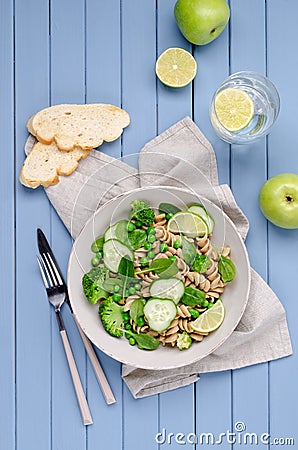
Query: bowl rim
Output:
[[67, 185, 251, 370]]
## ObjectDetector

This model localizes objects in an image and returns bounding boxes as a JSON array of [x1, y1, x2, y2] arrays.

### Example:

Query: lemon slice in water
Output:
[[190, 299, 225, 333], [155, 48, 197, 88], [215, 87, 254, 132]]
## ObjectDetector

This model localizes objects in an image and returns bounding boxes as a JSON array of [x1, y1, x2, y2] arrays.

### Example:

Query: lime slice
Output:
[[190, 299, 225, 333], [167, 212, 208, 238], [215, 87, 254, 132], [155, 48, 197, 88]]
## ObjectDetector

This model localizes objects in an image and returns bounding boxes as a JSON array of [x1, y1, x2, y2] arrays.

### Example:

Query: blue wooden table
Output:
[[1, 1, 297, 449]]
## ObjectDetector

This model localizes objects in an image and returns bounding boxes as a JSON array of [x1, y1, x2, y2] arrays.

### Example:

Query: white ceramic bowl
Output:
[[68, 186, 250, 370]]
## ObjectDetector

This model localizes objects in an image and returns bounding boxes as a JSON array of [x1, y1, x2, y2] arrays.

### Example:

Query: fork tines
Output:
[[37, 253, 63, 288]]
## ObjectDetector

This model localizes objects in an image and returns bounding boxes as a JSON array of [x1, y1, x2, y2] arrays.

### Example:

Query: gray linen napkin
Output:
[[25, 117, 292, 398]]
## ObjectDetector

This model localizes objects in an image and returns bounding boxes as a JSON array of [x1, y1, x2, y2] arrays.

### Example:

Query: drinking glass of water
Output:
[[209, 71, 280, 144]]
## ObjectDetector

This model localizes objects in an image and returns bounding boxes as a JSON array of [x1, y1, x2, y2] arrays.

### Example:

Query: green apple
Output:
[[258, 173, 298, 229], [174, 0, 230, 45]]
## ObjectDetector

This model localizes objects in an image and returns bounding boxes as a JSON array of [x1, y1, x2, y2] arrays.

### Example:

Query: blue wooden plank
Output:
[[266, 0, 298, 445], [85, 1, 124, 449], [86, 0, 122, 160], [0, 1, 15, 449], [192, 5, 232, 448], [50, 0, 88, 446], [193, 13, 230, 184], [229, 2, 269, 447], [121, 1, 159, 449], [14, 0, 52, 449], [157, 0, 192, 132], [157, 3, 195, 449]]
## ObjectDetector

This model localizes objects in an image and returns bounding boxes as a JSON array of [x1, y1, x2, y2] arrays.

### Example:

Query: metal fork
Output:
[[37, 253, 93, 426], [37, 228, 116, 405]]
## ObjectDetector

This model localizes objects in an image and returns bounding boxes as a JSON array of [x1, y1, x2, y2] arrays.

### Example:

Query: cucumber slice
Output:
[[188, 205, 215, 234], [144, 298, 177, 332], [103, 239, 134, 273], [149, 278, 184, 305], [115, 220, 129, 243], [104, 224, 118, 242], [104, 220, 130, 246]]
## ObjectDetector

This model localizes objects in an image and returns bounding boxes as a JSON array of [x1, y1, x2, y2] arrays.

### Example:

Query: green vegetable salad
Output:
[[82, 200, 236, 351]]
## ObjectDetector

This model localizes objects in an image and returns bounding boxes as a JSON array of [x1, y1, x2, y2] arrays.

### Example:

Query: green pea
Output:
[[129, 286, 136, 295], [173, 240, 181, 249], [201, 299, 209, 308], [136, 316, 145, 327], [140, 256, 149, 266], [160, 242, 168, 252], [125, 332, 131, 340], [166, 213, 173, 220], [148, 234, 156, 243], [125, 323, 132, 330], [91, 256, 100, 267], [169, 255, 176, 262], [144, 242, 152, 251], [135, 220, 142, 228], [127, 221, 135, 232], [147, 227, 155, 235], [91, 238, 103, 253], [96, 251, 103, 260], [134, 283, 142, 291], [207, 302, 214, 309], [147, 250, 155, 259], [112, 293, 122, 302], [129, 337, 136, 346], [122, 312, 130, 322], [113, 284, 120, 293], [189, 308, 199, 319]]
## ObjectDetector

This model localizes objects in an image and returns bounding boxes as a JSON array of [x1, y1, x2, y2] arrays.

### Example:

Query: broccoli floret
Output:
[[191, 254, 211, 273], [130, 200, 155, 226], [177, 332, 192, 350], [82, 267, 109, 304], [98, 298, 124, 337]]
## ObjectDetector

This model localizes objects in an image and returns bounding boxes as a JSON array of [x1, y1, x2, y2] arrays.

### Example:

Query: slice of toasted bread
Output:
[[29, 103, 130, 151], [19, 141, 89, 188]]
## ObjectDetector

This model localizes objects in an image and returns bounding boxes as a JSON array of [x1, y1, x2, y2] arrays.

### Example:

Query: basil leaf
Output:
[[118, 256, 135, 278], [102, 277, 123, 293], [91, 236, 104, 253], [158, 203, 181, 216], [181, 286, 206, 306], [191, 254, 211, 273], [181, 236, 197, 266], [128, 229, 147, 250], [132, 333, 160, 350], [218, 255, 236, 283], [138, 258, 178, 278], [130, 299, 145, 323]]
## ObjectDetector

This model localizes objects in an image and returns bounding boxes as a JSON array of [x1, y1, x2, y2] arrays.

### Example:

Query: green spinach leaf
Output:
[[181, 236, 197, 266], [102, 277, 123, 293], [218, 255, 236, 283], [138, 258, 178, 278], [128, 229, 147, 250], [91, 236, 104, 253], [130, 298, 145, 323], [118, 257, 135, 278], [158, 203, 181, 216], [181, 286, 206, 306]]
